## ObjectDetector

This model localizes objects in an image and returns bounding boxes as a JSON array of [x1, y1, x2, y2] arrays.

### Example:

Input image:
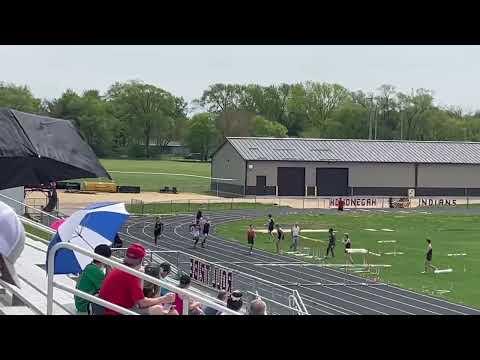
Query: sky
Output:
[[0, 45, 479, 113]]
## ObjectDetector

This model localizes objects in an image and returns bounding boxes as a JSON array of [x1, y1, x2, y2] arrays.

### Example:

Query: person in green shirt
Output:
[[74, 244, 112, 313]]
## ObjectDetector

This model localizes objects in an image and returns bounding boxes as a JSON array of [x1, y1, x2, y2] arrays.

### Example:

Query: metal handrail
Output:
[[0, 278, 44, 315], [0, 193, 61, 221], [53, 282, 138, 315], [116, 233, 310, 315], [16, 196, 301, 315], [20, 216, 56, 234], [116, 229, 306, 314], [47, 242, 241, 315], [293, 289, 309, 315]]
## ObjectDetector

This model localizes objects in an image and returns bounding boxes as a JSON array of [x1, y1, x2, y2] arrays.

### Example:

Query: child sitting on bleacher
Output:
[[75, 244, 112, 314]]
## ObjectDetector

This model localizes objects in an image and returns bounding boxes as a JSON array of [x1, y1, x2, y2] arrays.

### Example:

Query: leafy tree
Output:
[[397, 89, 434, 140], [250, 116, 288, 137], [197, 83, 245, 113], [289, 82, 350, 134], [0, 82, 43, 113], [46, 89, 117, 156], [185, 113, 218, 161], [106, 81, 187, 158]]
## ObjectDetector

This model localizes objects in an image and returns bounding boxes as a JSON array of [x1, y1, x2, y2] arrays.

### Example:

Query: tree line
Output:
[[1, 80, 479, 161]]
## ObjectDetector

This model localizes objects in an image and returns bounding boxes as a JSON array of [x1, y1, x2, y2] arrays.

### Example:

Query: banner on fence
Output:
[[329, 197, 383, 208], [189, 257, 233, 294], [417, 198, 457, 207]]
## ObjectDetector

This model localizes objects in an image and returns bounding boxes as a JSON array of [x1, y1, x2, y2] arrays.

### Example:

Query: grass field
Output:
[[127, 201, 286, 214], [76, 159, 212, 193], [24, 224, 52, 241], [216, 211, 480, 308]]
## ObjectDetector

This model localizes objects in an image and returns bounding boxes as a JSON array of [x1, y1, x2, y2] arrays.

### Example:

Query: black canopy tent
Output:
[[0, 108, 110, 190]]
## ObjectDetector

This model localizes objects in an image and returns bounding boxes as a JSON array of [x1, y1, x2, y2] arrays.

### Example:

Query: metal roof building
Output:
[[211, 137, 480, 198]]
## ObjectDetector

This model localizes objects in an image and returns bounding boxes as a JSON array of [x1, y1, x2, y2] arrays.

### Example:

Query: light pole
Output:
[[368, 97, 374, 140]]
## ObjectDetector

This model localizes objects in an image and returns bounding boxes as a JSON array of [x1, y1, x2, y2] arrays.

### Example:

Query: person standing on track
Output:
[[201, 218, 210, 248], [267, 214, 275, 242], [343, 233, 353, 264], [325, 228, 336, 259], [422, 238, 437, 273], [196, 210, 202, 225], [275, 224, 284, 254], [153, 217, 164, 245], [247, 224, 256, 255], [290, 223, 300, 252]]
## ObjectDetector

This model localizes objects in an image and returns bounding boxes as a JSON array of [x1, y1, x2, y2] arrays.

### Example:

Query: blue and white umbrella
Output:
[[47, 202, 129, 274]]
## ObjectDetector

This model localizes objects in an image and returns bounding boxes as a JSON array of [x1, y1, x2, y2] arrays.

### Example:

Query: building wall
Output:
[[417, 164, 480, 187], [246, 161, 415, 188], [214, 144, 480, 197], [0, 187, 24, 214], [211, 142, 246, 195]]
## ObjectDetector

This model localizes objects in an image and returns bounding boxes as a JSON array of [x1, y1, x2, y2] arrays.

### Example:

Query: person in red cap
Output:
[[99, 243, 178, 315]]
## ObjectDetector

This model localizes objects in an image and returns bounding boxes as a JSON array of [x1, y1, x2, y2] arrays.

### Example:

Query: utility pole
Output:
[[368, 97, 374, 140]]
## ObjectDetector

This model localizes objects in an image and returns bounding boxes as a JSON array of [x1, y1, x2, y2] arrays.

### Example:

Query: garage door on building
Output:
[[277, 167, 305, 196], [316, 168, 349, 196]]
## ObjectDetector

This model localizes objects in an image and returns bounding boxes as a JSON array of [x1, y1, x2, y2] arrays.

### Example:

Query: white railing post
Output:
[[47, 242, 57, 315], [46, 241, 240, 315], [183, 295, 189, 315]]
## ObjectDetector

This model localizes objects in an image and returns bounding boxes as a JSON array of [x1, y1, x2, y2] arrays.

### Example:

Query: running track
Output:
[[122, 209, 480, 315]]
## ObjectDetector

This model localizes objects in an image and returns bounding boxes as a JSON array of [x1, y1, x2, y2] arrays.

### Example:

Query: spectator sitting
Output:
[[99, 243, 178, 315], [249, 298, 267, 315], [159, 262, 172, 296], [221, 290, 243, 315], [143, 264, 161, 298], [174, 273, 203, 315], [74, 244, 112, 314], [112, 233, 123, 249], [204, 290, 227, 315], [190, 307, 205, 315]]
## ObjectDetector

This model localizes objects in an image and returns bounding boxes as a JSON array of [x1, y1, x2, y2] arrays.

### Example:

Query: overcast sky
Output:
[[1, 45, 479, 113]]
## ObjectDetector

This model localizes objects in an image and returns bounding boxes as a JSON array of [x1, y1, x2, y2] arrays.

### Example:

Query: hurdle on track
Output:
[[434, 268, 453, 274]]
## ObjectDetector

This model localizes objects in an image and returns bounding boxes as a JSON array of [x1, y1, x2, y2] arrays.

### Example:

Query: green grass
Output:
[[127, 202, 286, 214], [70, 158, 212, 193], [216, 211, 480, 308], [24, 224, 52, 242]]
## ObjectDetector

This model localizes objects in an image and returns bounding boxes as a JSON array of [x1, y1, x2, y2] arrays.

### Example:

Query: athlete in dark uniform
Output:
[[325, 228, 336, 258], [267, 214, 275, 241], [423, 238, 437, 273], [201, 219, 210, 248], [275, 224, 284, 254], [196, 210, 202, 225], [153, 217, 163, 245], [343, 233, 353, 264]]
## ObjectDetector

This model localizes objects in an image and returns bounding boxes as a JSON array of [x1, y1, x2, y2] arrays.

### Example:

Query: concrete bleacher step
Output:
[[14, 262, 76, 315], [25, 237, 50, 253], [9, 238, 78, 315], [0, 306, 37, 315]]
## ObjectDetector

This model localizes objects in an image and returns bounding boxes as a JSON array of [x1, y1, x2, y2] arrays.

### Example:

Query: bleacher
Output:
[[0, 193, 293, 316], [0, 236, 76, 315], [1, 225, 241, 316]]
